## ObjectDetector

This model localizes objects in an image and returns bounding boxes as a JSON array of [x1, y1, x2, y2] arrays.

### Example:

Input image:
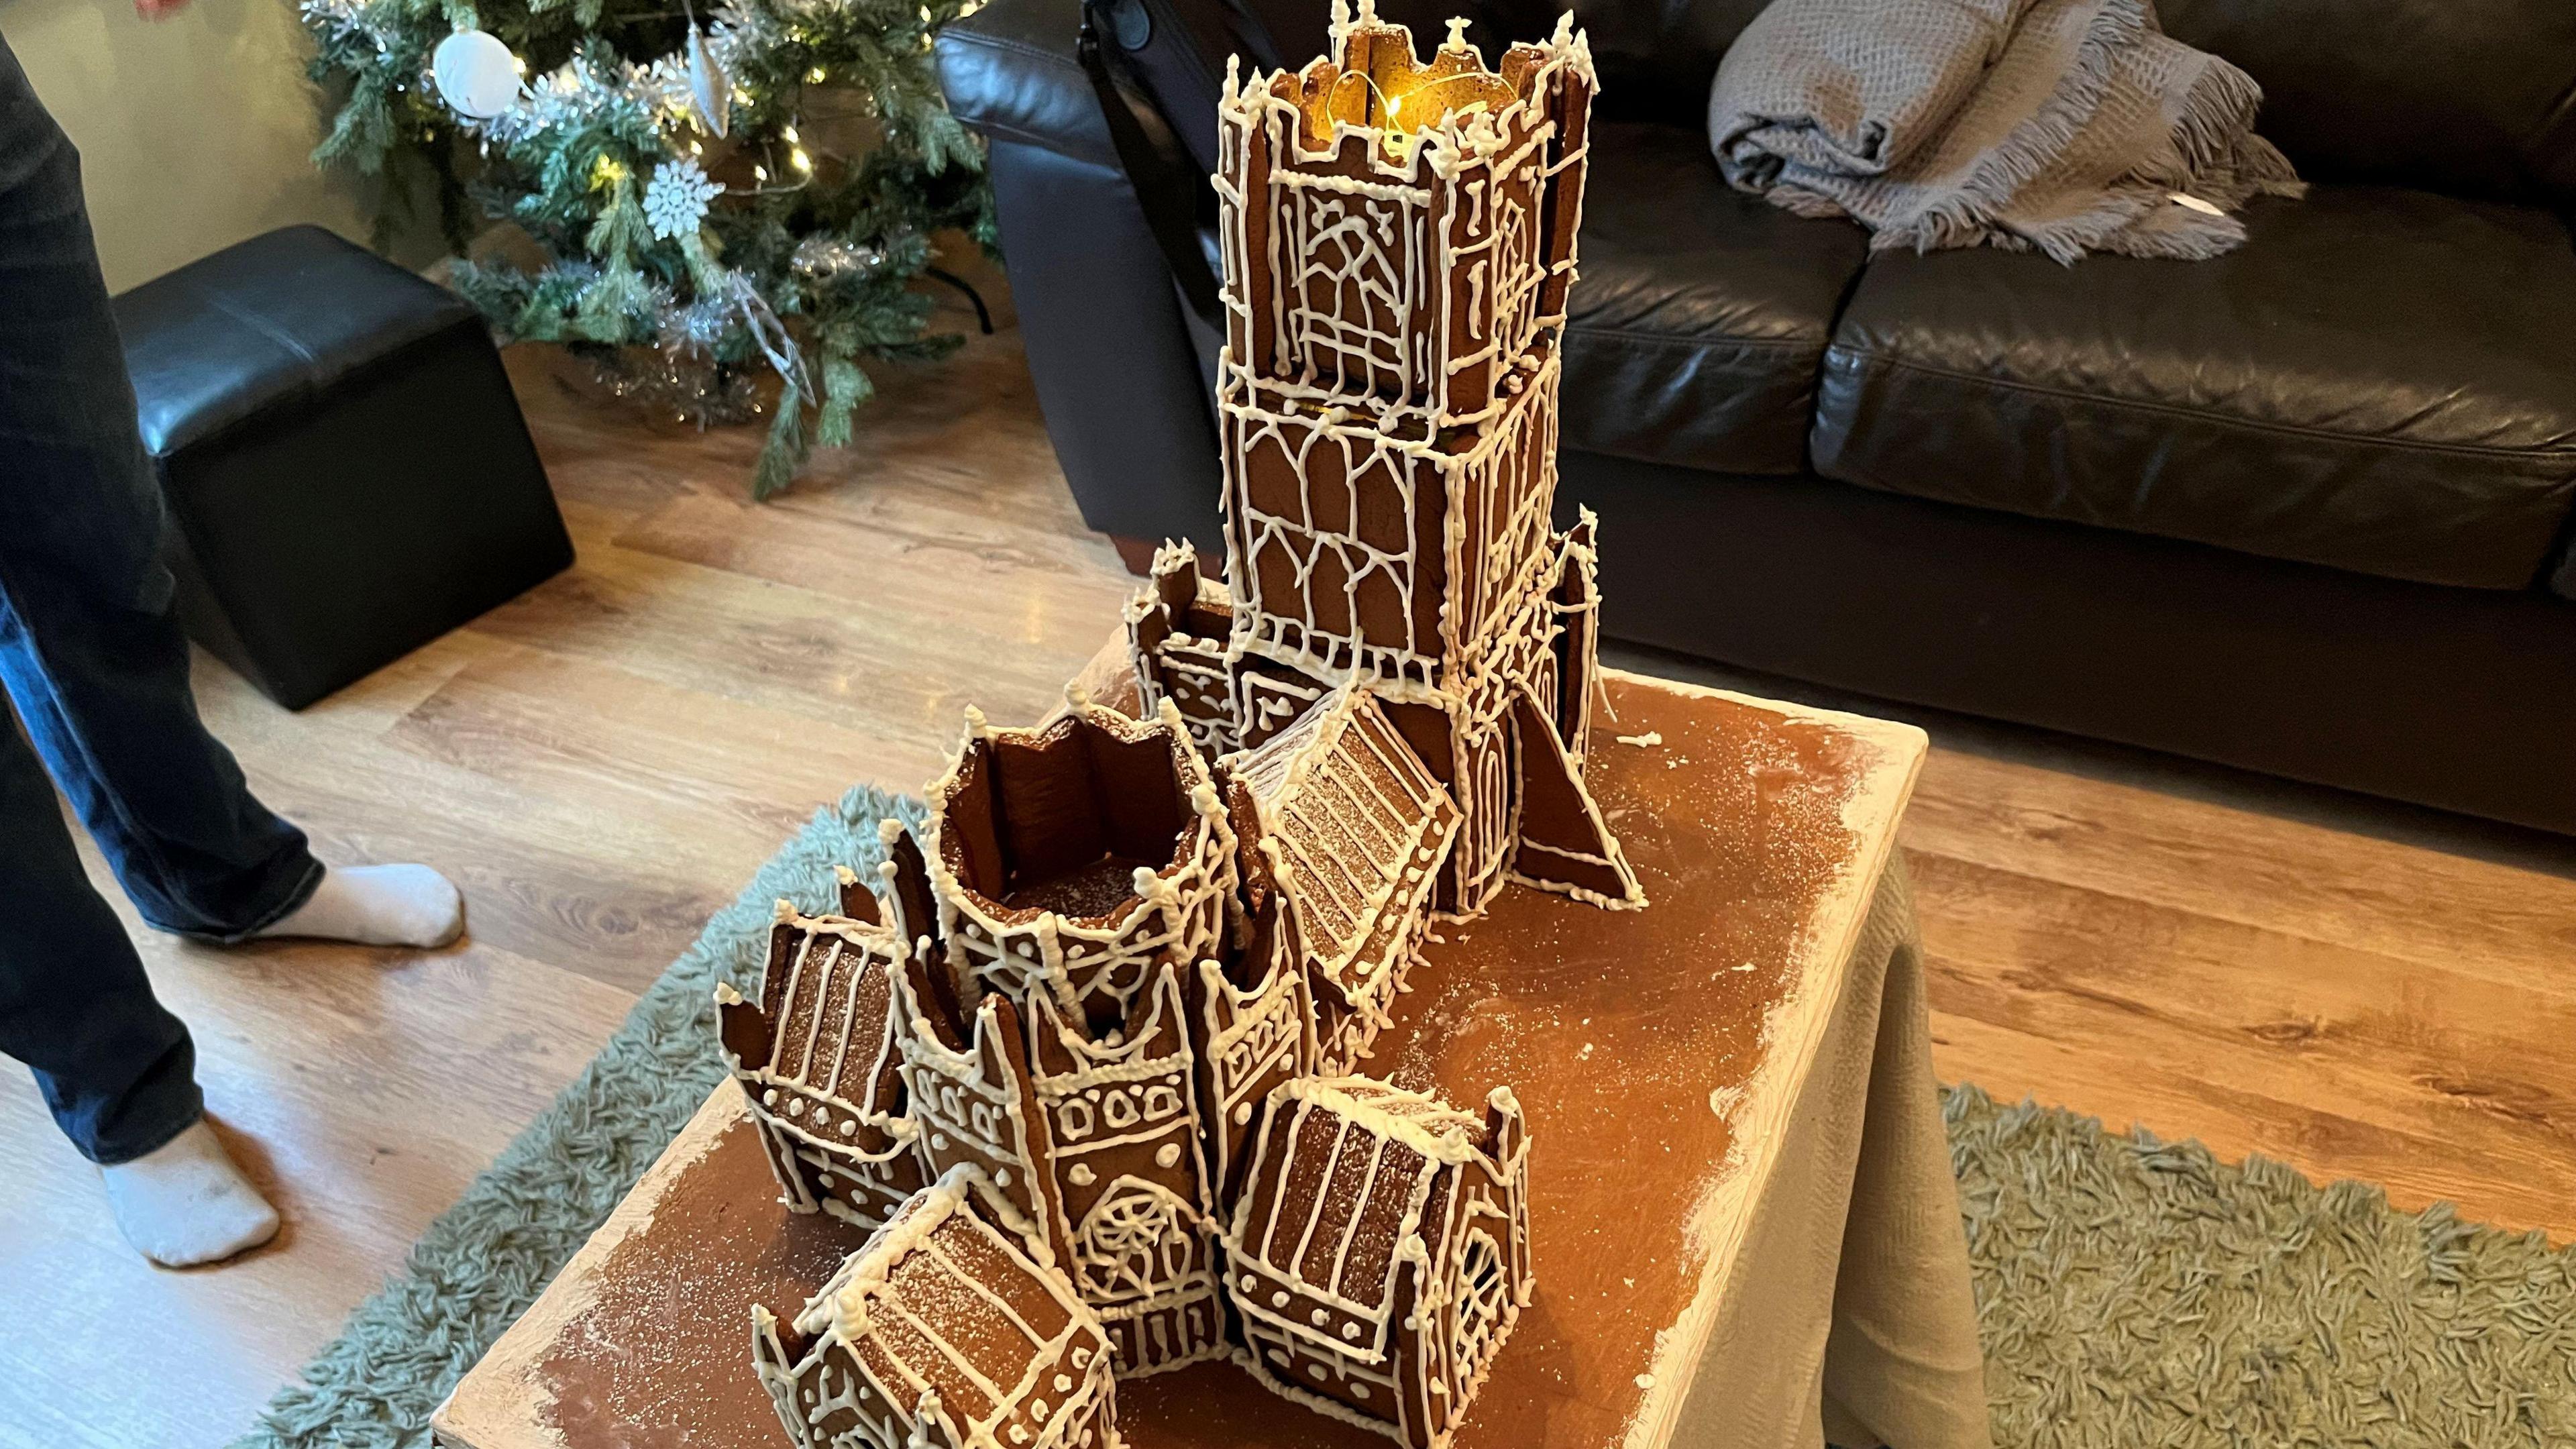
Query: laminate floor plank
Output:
[[1904, 747, 2576, 994], [1911, 851, 2576, 1232]]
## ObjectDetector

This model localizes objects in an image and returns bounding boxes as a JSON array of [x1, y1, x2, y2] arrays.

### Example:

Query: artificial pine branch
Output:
[[751, 378, 810, 500], [298, 0, 993, 498]]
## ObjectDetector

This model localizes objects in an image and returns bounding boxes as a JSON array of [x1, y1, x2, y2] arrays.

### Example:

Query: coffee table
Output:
[[429, 669, 1986, 1449]]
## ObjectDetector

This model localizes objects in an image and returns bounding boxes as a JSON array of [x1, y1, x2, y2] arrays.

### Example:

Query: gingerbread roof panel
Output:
[[722, 908, 910, 1129], [1228, 690, 1460, 988], [795, 1169, 1110, 1449], [1225, 1077, 1489, 1359]]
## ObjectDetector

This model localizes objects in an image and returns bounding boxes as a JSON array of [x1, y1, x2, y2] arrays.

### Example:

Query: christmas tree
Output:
[[301, 0, 994, 497]]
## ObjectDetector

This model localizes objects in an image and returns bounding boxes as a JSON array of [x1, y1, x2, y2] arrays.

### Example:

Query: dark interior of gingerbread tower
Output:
[[944, 721, 1193, 920]]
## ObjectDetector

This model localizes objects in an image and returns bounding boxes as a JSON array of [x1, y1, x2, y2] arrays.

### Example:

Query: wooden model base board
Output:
[[431, 671, 1922, 1449]]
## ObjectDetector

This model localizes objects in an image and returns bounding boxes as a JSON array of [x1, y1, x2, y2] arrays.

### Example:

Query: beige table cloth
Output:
[[1676, 858, 1991, 1449]]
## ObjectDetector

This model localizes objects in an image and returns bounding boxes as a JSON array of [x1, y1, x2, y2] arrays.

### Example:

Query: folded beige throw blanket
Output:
[[1708, 0, 2304, 262]]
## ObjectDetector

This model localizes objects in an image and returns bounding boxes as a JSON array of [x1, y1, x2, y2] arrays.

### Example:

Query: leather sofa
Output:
[[937, 0, 2576, 835]]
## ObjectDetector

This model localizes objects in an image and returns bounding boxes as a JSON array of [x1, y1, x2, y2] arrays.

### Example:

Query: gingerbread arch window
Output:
[[1451, 1227, 1509, 1384], [1075, 1179, 1202, 1302]]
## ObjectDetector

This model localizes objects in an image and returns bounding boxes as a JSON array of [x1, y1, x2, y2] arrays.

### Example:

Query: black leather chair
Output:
[[938, 0, 2576, 835]]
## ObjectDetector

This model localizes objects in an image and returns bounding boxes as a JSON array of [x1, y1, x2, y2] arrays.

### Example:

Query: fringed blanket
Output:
[[1707, 0, 2304, 262]]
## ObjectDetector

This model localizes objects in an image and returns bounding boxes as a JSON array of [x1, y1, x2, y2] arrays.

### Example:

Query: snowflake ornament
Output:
[[643, 160, 724, 239]]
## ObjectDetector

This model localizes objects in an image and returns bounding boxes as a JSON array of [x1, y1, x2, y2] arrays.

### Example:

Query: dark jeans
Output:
[[0, 38, 320, 1164]]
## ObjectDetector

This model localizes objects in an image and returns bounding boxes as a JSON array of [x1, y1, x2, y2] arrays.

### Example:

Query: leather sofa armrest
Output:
[[936, 0, 1117, 172]]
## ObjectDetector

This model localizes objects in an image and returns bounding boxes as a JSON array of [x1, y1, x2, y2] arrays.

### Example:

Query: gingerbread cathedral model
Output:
[[717, 9, 1620, 1449]]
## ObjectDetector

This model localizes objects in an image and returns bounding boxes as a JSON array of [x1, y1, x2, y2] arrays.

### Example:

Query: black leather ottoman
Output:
[[114, 226, 574, 709]]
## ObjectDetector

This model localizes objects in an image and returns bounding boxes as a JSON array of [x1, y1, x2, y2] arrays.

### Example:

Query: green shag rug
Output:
[[232, 784, 2576, 1449]]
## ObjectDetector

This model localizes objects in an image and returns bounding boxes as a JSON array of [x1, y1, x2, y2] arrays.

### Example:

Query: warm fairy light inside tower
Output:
[[1373, 68, 1515, 134], [1289, 12, 1522, 148]]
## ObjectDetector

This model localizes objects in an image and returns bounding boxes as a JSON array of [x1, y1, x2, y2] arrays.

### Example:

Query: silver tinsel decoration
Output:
[[570, 264, 812, 431], [791, 236, 889, 281], [301, 0, 394, 53], [470, 0, 784, 148], [583, 344, 762, 427]]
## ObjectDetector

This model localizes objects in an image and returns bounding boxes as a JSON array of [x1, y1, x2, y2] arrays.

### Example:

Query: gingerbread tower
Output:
[[923, 698, 1240, 1034], [1132, 1, 1640, 918], [731, 15, 1626, 1434]]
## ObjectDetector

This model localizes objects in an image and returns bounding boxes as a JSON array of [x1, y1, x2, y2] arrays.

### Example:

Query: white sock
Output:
[[99, 1120, 282, 1268], [254, 864, 464, 948]]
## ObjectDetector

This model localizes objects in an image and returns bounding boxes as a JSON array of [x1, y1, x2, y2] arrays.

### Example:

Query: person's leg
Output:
[[0, 699, 198, 1163], [0, 592, 325, 942], [0, 693, 277, 1265], [0, 38, 457, 948], [0, 40, 319, 942]]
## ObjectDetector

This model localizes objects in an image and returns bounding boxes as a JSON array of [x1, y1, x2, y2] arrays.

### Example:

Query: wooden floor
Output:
[[5, 300, 2574, 1448]]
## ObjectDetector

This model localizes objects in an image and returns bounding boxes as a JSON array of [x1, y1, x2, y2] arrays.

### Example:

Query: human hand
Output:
[[135, 0, 192, 19]]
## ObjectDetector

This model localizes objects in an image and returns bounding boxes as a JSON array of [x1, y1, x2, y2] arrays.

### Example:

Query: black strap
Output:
[[1078, 9, 1226, 329]]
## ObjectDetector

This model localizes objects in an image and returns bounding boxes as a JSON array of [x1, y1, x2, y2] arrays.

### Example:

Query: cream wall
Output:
[[5, 0, 381, 292]]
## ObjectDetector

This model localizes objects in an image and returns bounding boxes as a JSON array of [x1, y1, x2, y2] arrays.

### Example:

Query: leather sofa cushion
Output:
[[2161, 0, 2576, 212], [936, 0, 1116, 172], [1813, 186, 2576, 592], [1566, 123, 1867, 477]]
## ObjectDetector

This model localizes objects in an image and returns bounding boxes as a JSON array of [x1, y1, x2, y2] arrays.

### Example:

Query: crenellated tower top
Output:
[[1215, 6, 1594, 427]]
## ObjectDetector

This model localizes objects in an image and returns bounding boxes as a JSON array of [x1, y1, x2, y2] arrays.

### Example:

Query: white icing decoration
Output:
[[1217, 1061, 1537, 1448], [750, 1166, 1116, 1449]]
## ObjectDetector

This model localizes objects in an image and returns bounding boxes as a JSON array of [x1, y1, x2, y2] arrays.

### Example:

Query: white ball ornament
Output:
[[432, 30, 523, 120]]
